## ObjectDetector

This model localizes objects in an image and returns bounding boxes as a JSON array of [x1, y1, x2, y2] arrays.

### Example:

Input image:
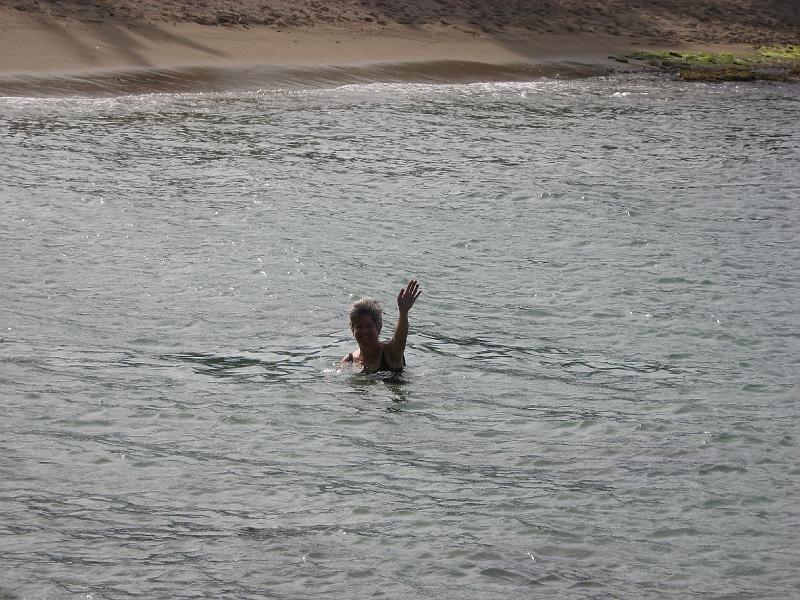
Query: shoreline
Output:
[[0, 61, 629, 97], [1, 2, 798, 95]]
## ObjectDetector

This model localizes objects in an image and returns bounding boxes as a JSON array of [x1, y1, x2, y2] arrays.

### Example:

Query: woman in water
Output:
[[342, 279, 421, 373]]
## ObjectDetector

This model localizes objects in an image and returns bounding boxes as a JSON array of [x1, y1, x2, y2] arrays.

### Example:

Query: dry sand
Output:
[[1, 0, 798, 92]]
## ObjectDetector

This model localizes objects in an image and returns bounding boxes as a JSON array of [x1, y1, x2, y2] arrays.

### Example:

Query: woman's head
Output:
[[349, 297, 383, 334]]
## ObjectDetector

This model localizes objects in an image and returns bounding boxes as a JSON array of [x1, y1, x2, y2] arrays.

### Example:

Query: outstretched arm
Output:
[[384, 279, 421, 364]]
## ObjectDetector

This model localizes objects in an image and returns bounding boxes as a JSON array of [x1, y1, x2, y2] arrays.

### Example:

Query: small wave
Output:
[[0, 60, 613, 98], [698, 464, 748, 475]]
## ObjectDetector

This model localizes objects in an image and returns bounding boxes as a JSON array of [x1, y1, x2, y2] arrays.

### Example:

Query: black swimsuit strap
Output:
[[348, 349, 403, 372]]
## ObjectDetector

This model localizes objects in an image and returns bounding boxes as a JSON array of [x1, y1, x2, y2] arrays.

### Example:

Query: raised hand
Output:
[[397, 279, 421, 315]]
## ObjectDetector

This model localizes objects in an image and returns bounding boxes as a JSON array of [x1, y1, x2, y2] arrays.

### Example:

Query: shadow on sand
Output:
[[24, 10, 229, 71]]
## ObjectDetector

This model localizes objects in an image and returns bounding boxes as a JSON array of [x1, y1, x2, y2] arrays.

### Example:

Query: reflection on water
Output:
[[1, 76, 799, 599]]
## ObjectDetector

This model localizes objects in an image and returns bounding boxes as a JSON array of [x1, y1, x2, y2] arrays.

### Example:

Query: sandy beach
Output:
[[1, 0, 798, 92]]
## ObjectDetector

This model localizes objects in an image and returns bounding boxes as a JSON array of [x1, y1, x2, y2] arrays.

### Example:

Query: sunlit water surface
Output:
[[1, 76, 799, 599]]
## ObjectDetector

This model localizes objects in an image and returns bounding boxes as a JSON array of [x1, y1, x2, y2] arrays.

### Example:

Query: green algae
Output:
[[756, 45, 800, 60], [626, 45, 800, 82]]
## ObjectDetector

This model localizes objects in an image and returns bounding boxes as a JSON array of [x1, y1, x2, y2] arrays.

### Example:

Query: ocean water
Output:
[[1, 75, 799, 599]]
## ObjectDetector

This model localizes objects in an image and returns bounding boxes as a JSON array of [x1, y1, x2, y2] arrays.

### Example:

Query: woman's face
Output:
[[352, 313, 380, 344]]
